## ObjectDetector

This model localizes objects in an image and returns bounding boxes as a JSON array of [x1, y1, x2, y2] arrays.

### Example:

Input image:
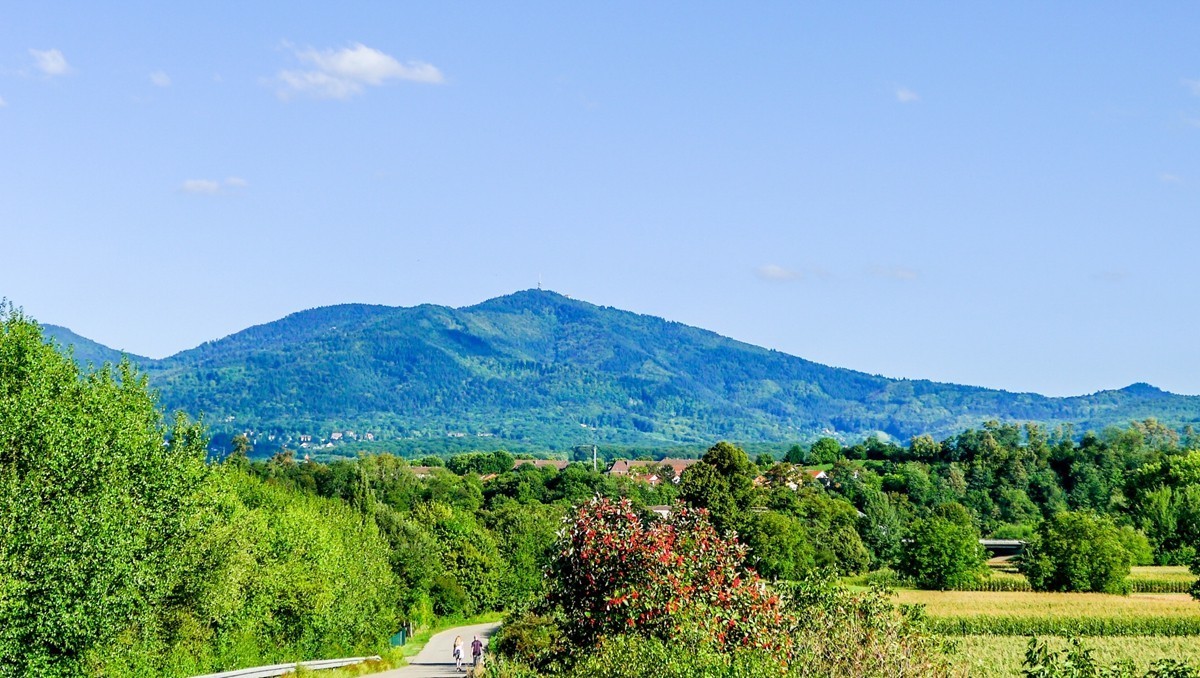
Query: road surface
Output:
[[368, 621, 501, 677]]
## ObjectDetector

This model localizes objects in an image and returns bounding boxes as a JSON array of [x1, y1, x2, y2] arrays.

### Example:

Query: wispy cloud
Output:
[[1183, 78, 1200, 96], [181, 179, 220, 194], [895, 87, 920, 103], [756, 264, 802, 282], [1160, 172, 1183, 184], [1092, 269, 1128, 283], [275, 42, 443, 100], [0, 96, 7, 108], [29, 48, 70, 76], [150, 70, 171, 87], [180, 177, 247, 194], [871, 265, 920, 281]]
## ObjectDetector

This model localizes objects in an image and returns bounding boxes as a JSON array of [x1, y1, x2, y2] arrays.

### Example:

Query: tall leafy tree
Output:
[[0, 308, 210, 676], [1021, 511, 1132, 594], [898, 503, 987, 590]]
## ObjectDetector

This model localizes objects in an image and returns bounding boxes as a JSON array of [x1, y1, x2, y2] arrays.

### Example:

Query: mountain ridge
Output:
[[40, 289, 1200, 451]]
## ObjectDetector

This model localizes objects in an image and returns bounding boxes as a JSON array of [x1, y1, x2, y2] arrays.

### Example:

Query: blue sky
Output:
[[2, 3, 1198, 397]]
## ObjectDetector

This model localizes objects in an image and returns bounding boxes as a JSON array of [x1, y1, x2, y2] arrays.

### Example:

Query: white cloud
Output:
[[180, 179, 221, 194], [1160, 172, 1183, 184], [0, 96, 7, 108], [181, 177, 248, 194], [30, 48, 70, 76], [1183, 79, 1200, 96], [150, 70, 171, 87], [871, 265, 920, 281], [276, 42, 443, 100], [895, 87, 920, 103], [756, 264, 801, 282]]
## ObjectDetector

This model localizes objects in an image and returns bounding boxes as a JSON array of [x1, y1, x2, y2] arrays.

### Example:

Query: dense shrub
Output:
[[540, 497, 795, 655], [1021, 511, 1132, 594], [898, 503, 987, 590], [782, 577, 954, 677], [563, 634, 781, 678], [0, 312, 403, 676], [489, 612, 563, 670], [0, 311, 211, 677]]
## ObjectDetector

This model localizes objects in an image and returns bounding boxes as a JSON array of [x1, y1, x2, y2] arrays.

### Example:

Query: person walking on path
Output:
[[471, 635, 483, 669], [452, 635, 464, 672], [365, 620, 499, 678]]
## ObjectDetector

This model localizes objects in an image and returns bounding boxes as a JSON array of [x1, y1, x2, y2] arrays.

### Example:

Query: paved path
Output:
[[368, 621, 501, 678]]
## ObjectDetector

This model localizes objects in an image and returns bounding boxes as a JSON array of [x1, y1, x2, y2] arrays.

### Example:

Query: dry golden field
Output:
[[894, 590, 1200, 621]]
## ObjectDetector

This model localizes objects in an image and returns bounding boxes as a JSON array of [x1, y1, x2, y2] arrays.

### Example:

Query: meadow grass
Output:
[[950, 635, 1200, 677]]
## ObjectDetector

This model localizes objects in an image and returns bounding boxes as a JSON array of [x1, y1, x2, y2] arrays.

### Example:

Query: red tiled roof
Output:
[[607, 458, 699, 479]]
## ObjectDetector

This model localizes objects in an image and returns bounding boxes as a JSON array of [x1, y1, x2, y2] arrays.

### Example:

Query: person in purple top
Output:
[[471, 634, 484, 668]]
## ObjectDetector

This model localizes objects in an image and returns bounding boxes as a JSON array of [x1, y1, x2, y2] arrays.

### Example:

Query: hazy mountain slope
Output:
[[42, 324, 148, 368], [41, 290, 1200, 449]]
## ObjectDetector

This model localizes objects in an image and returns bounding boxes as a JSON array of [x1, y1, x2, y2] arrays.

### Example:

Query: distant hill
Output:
[[42, 290, 1200, 453], [43, 324, 147, 368]]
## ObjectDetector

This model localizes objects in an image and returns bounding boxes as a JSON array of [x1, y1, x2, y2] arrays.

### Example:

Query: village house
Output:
[[607, 458, 700, 485]]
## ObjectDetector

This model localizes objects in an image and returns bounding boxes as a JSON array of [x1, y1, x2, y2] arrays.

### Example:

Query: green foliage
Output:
[[540, 497, 794, 655], [0, 309, 210, 677], [809, 438, 842, 465], [489, 613, 562, 670], [1190, 556, 1200, 602], [781, 576, 954, 677], [1021, 512, 1133, 594], [679, 442, 758, 533], [1117, 527, 1155, 567], [562, 634, 781, 678], [0, 310, 402, 676], [898, 503, 987, 590], [740, 510, 814, 580]]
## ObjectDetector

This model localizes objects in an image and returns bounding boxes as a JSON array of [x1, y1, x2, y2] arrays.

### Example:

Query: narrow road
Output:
[[369, 621, 501, 677]]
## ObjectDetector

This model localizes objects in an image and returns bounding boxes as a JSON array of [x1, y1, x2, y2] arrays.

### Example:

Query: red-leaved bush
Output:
[[541, 497, 794, 654]]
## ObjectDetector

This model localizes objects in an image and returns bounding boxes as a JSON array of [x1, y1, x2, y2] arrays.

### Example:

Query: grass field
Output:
[[951, 635, 1200, 677]]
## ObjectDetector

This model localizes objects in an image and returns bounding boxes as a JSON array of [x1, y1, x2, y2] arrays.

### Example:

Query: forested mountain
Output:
[[42, 290, 1200, 452], [42, 324, 148, 368]]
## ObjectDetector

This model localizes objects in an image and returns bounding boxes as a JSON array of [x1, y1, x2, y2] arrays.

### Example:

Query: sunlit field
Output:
[[952, 635, 1200, 677]]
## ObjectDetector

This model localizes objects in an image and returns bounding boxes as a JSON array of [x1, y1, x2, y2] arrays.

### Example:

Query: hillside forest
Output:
[[41, 290, 1200, 453]]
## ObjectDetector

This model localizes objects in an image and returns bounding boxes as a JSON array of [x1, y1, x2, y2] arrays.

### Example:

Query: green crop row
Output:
[[1130, 579, 1194, 594], [952, 579, 1034, 593], [927, 616, 1200, 637]]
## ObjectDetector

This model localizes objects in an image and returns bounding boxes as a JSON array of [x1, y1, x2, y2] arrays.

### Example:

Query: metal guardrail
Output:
[[190, 655, 381, 678]]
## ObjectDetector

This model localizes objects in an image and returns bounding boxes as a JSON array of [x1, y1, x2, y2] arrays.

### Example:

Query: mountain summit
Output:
[[42, 289, 1200, 451]]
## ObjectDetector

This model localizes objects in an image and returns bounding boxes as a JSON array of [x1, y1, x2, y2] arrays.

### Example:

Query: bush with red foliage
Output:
[[541, 496, 794, 654]]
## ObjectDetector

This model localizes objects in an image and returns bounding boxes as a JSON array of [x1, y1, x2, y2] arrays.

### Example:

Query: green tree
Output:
[[678, 441, 757, 532], [784, 444, 806, 464], [898, 503, 987, 589], [810, 437, 842, 464], [0, 309, 212, 676], [1020, 511, 1132, 594], [740, 510, 814, 580]]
